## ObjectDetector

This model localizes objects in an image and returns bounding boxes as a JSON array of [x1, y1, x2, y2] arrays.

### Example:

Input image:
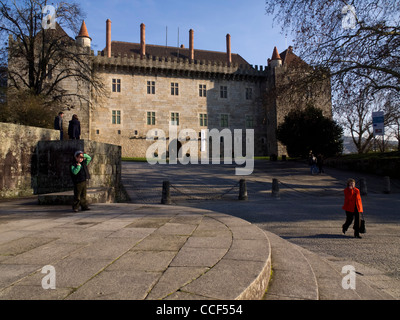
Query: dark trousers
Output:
[[343, 209, 360, 236], [73, 181, 88, 210]]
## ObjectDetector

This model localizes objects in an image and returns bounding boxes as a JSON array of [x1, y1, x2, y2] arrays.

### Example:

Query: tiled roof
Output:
[[77, 21, 90, 39], [280, 47, 307, 67], [271, 46, 281, 60], [103, 41, 251, 66]]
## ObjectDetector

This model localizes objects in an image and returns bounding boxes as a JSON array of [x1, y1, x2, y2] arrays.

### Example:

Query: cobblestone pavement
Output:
[[122, 160, 400, 282]]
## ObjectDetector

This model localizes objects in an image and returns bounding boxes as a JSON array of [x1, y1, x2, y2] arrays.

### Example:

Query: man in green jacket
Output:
[[71, 151, 92, 212]]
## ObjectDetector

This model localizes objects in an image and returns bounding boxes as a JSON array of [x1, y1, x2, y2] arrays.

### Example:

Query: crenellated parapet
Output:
[[91, 51, 270, 81]]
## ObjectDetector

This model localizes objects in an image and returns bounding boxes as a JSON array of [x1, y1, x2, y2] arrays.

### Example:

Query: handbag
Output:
[[359, 213, 366, 234]]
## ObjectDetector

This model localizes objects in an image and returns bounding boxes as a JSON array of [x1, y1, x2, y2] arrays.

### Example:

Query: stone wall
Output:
[[35, 140, 126, 202], [0, 122, 59, 198], [0, 123, 127, 201], [325, 155, 400, 179]]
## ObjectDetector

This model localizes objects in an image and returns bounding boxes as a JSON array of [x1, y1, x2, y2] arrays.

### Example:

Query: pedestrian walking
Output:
[[308, 151, 318, 174], [54, 112, 64, 140], [71, 151, 92, 212], [68, 114, 81, 140], [342, 178, 364, 238]]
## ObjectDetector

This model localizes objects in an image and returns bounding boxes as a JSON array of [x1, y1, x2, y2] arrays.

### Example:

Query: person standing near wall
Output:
[[68, 114, 81, 140], [71, 151, 92, 212], [54, 112, 64, 140]]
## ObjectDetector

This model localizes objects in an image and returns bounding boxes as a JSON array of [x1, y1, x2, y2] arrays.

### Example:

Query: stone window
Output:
[[171, 83, 179, 96], [171, 112, 180, 126], [220, 114, 229, 127], [199, 114, 208, 127], [112, 110, 121, 124], [220, 86, 228, 99], [147, 81, 155, 94], [245, 115, 254, 128], [199, 84, 207, 97], [246, 88, 253, 100], [112, 79, 121, 93], [147, 112, 156, 125]]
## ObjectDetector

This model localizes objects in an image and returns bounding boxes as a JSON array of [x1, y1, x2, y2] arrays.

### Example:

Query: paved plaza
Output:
[[0, 159, 399, 300], [122, 160, 400, 297]]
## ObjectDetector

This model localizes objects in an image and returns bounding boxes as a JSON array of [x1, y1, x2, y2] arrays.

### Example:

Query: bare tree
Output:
[[334, 85, 399, 153], [0, 0, 103, 112], [265, 0, 400, 96]]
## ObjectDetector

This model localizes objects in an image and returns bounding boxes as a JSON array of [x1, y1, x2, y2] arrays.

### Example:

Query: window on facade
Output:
[[245, 115, 254, 128], [112, 79, 121, 93], [246, 88, 253, 100], [199, 114, 208, 127], [171, 112, 180, 126], [220, 86, 228, 99], [147, 81, 155, 94], [112, 110, 121, 124], [199, 84, 207, 97], [147, 112, 156, 125], [220, 114, 229, 127], [171, 83, 179, 96]]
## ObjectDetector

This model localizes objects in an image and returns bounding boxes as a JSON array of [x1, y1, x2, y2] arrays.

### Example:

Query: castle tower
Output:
[[269, 46, 282, 68], [76, 20, 92, 48]]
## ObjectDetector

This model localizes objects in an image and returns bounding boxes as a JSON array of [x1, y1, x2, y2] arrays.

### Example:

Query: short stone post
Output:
[[161, 181, 172, 205], [360, 178, 368, 196], [383, 176, 391, 194], [272, 178, 280, 198], [239, 179, 248, 201]]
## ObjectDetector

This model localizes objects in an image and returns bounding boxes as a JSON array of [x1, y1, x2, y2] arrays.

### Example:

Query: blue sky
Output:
[[78, 0, 293, 67]]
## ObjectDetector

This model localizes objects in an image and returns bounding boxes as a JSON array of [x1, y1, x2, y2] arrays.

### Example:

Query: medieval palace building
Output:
[[9, 20, 333, 158]]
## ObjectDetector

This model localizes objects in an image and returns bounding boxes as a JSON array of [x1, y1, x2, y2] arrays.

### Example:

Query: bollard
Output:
[[383, 176, 391, 194], [360, 178, 368, 196], [239, 179, 248, 201], [161, 181, 172, 205], [272, 178, 280, 198]]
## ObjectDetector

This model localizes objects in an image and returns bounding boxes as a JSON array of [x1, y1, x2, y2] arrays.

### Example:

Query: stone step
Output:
[[38, 188, 114, 205], [264, 231, 398, 300], [263, 231, 319, 300], [298, 248, 397, 300]]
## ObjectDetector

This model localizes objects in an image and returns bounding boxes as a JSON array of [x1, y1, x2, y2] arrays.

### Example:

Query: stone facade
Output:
[[91, 58, 268, 158], [8, 21, 333, 158]]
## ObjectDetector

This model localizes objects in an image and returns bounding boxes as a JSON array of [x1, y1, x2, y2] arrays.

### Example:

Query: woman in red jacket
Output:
[[342, 178, 364, 238]]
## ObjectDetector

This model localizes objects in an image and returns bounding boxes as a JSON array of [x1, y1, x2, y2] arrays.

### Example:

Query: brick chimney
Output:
[[106, 19, 111, 58], [226, 34, 232, 67], [189, 29, 194, 61], [140, 23, 146, 59]]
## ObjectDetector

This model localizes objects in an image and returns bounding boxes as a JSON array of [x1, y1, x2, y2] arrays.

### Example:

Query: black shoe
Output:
[[354, 235, 362, 239], [81, 207, 91, 211], [342, 225, 346, 234]]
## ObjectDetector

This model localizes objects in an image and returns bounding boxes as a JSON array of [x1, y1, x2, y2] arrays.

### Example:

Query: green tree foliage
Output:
[[277, 105, 343, 158]]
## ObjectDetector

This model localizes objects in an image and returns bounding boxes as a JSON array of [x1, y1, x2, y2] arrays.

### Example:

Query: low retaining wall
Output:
[[0, 122, 59, 198], [0, 122, 128, 202], [35, 140, 129, 203], [325, 155, 400, 179]]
